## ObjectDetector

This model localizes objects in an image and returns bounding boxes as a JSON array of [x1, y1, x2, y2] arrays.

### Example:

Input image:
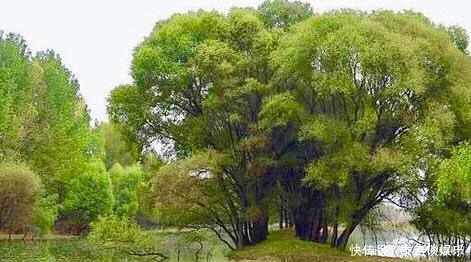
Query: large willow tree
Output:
[[265, 10, 471, 249], [109, 0, 313, 248]]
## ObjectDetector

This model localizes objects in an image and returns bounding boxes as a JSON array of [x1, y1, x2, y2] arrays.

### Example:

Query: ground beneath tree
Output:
[[229, 230, 411, 262]]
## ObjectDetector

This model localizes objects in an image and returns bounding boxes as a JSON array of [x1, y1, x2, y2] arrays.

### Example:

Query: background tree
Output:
[[258, 0, 313, 29], [32, 193, 58, 237], [154, 151, 250, 250], [446, 25, 469, 54], [99, 122, 139, 169], [411, 143, 471, 255], [0, 33, 34, 161], [29, 51, 96, 199], [109, 164, 143, 217]]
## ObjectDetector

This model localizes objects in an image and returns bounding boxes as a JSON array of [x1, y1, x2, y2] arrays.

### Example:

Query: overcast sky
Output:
[[1, 0, 470, 121]]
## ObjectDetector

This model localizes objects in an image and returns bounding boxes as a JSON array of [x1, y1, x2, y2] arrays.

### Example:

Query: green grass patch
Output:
[[229, 230, 409, 262]]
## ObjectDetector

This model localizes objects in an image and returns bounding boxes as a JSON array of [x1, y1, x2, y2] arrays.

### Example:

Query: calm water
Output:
[[0, 238, 229, 262]]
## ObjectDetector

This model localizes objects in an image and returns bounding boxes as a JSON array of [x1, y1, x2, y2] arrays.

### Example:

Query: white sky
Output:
[[1, 0, 470, 121]]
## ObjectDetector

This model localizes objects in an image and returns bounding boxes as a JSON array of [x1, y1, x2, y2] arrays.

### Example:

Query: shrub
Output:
[[0, 164, 42, 235], [109, 164, 143, 217], [89, 215, 168, 260], [32, 194, 58, 236], [61, 161, 114, 234]]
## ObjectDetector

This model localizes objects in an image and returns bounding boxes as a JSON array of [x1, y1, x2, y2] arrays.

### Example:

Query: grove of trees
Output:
[[109, 0, 471, 252]]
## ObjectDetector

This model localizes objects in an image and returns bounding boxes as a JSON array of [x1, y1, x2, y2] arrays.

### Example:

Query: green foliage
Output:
[[271, 10, 471, 191], [258, 0, 313, 29], [1, 33, 98, 216], [259, 93, 304, 130], [0, 238, 125, 261], [0, 163, 42, 233], [62, 161, 114, 223], [267, 10, 471, 247], [33, 193, 58, 236], [99, 122, 139, 169], [30, 51, 95, 194], [446, 25, 469, 54], [227, 8, 264, 51], [89, 215, 155, 248], [0, 33, 34, 161], [410, 134, 471, 253], [107, 85, 148, 156], [437, 143, 471, 202], [109, 164, 143, 217], [89, 215, 168, 260], [109, 7, 286, 248], [413, 201, 471, 241], [153, 151, 224, 227]]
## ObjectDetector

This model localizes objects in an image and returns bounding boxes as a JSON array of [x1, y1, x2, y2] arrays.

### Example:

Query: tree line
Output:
[[0, 31, 159, 238]]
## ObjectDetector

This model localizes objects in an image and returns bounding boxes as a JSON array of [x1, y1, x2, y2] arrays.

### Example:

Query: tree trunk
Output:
[[335, 199, 378, 250], [320, 220, 328, 243], [336, 222, 357, 250], [279, 195, 284, 229], [251, 210, 269, 244], [310, 211, 322, 242], [283, 205, 289, 228], [330, 186, 339, 246], [331, 222, 338, 247], [293, 202, 324, 241], [288, 212, 294, 227]]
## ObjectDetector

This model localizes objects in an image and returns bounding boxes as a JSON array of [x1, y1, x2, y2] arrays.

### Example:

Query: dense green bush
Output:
[[61, 161, 114, 233], [32, 193, 58, 236], [0, 164, 42, 234], [109, 163, 143, 217], [89, 215, 168, 260]]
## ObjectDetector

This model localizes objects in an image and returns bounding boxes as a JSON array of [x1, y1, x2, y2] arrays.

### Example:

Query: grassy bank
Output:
[[229, 230, 409, 262]]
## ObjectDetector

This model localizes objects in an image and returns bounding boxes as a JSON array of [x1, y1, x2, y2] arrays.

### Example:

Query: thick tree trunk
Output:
[[294, 210, 323, 241], [311, 212, 322, 242], [294, 217, 313, 240], [292, 189, 325, 242], [334, 170, 391, 250], [279, 165, 326, 242], [335, 198, 379, 250], [331, 222, 338, 247], [251, 215, 269, 243], [279, 195, 285, 229], [336, 221, 357, 250]]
